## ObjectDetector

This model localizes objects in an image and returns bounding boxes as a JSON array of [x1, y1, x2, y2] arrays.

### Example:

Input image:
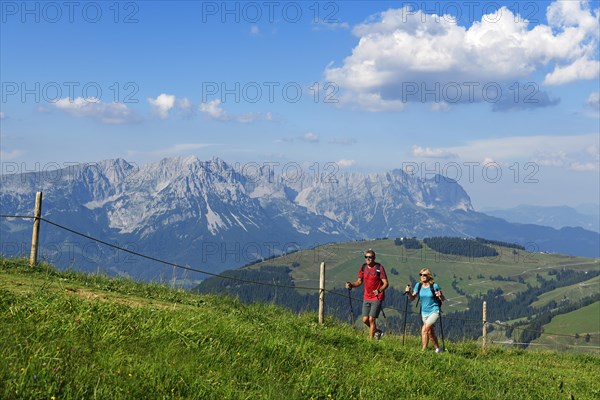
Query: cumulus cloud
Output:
[[199, 99, 229, 120], [325, 1, 599, 111], [52, 97, 138, 124], [148, 94, 176, 119], [544, 57, 600, 85]]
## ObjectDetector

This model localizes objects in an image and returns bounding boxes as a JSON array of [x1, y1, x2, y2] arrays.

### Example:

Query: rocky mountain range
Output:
[[1, 156, 598, 281]]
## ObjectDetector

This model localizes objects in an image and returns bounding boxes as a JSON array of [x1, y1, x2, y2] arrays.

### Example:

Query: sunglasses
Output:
[[419, 273, 428, 276], [364, 256, 374, 259]]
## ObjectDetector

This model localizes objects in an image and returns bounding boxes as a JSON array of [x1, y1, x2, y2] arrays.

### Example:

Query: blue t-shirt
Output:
[[416, 283, 441, 316]]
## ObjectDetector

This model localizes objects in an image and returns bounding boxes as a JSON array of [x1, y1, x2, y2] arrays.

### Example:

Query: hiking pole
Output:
[[347, 287, 355, 328], [402, 290, 410, 345], [380, 306, 388, 331], [435, 288, 446, 351], [439, 311, 446, 351]]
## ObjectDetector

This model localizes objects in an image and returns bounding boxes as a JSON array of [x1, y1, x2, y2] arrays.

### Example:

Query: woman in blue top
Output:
[[405, 268, 445, 352]]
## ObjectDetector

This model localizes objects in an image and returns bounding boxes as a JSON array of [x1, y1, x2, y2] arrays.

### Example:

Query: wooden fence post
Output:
[[482, 301, 487, 353], [29, 192, 43, 267], [318, 262, 326, 324]]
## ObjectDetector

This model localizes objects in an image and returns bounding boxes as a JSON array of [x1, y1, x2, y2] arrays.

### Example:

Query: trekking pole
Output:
[[435, 288, 446, 351], [380, 306, 388, 331], [347, 288, 355, 328], [439, 311, 446, 351], [402, 291, 409, 345]]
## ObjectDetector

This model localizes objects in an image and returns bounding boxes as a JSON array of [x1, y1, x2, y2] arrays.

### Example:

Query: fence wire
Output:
[[1, 213, 598, 353]]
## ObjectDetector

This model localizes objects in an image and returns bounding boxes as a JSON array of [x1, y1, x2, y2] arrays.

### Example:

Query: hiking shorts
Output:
[[422, 312, 440, 326], [362, 300, 382, 318]]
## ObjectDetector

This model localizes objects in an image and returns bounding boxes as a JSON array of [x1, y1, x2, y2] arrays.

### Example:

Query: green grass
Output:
[[530, 275, 600, 308], [542, 301, 600, 335], [530, 302, 600, 354], [2, 257, 600, 400]]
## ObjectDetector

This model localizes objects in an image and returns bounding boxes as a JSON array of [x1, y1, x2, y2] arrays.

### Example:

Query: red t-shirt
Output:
[[358, 263, 387, 301]]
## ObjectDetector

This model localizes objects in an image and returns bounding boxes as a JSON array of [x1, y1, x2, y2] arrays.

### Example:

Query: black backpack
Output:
[[414, 282, 442, 309], [361, 262, 382, 278]]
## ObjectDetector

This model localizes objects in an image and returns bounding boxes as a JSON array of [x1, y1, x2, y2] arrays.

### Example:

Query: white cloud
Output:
[[336, 159, 356, 168], [148, 93, 176, 119], [301, 132, 319, 143], [414, 134, 599, 173], [0, 111, 5, 119], [534, 151, 569, 167], [443, 134, 598, 161], [431, 102, 451, 112], [177, 97, 192, 111], [585, 143, 600, 160], [340, 92, 406, 112], [544, 57, 600, 85], [411, 145, 457, 158], [587, 91, 600, 110], [0, 148, 24, 160], [569, 161, 599, 171], [325, 1, 599, 110], [198, 99, 269, 123], [237, 112, 262, 123], [482, 157, 497, 166], [199, 99, 229, 120], [53, 97, 137, 124]]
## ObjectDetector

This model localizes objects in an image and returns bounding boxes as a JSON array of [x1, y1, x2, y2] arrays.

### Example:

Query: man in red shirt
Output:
[[345, 249, 389, 340]]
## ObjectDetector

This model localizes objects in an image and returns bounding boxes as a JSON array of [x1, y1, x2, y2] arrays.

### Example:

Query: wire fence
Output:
[[1, 213, 599, 354]]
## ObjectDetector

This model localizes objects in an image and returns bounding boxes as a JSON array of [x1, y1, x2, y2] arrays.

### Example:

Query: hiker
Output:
[[405, 268, 446, 352], [345, 249, 388, 340]]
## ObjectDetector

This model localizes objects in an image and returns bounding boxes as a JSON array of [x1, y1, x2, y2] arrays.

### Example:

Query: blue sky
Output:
[[1, 0, 599, 210]]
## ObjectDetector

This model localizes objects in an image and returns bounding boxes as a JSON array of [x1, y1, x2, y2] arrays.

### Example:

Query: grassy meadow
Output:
[[1, 257, 599, 399], [257, 239, 598, 307]]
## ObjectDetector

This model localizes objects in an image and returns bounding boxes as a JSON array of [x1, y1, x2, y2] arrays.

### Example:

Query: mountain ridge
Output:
[[1, 156, 598, 280]]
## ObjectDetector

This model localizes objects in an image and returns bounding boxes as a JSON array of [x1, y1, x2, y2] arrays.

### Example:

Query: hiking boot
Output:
[[435, 348, 444, 353], [375, 329, 384, 340]]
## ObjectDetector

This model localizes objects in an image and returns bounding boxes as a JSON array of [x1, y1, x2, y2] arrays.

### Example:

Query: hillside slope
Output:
[[196, 238, 600, 351], [1, 258, 599, 399]]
